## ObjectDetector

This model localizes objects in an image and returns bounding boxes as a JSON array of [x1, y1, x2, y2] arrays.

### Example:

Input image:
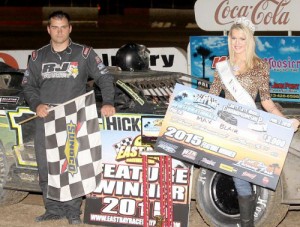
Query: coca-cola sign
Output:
[[194, 0, 298, 31]]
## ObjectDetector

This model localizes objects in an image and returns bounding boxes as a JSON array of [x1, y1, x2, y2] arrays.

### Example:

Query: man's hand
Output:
[[36, 104, 49, 118], [101, 104, 116, 117]]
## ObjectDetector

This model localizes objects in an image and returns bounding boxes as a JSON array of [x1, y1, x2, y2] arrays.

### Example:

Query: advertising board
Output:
[[189, 36, 300, 103], [194, 0, 299, 32], [84, 113, 192, 226]]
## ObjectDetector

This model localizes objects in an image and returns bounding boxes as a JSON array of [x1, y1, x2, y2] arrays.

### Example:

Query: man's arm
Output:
[[22, 57, 43, 113], [87, 48, 116, 117], [96, 72, 116, 117]]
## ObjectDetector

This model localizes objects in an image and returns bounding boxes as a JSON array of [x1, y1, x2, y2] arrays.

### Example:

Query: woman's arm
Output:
[[262, 99, 299, 131], [259, 60, 299, 131], [208, 71, 222, 96], [261, 99, 284, 117]]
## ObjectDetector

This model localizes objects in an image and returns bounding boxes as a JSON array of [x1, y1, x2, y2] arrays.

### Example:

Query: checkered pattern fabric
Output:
[[114, 137, 133, 152], [44, 91, 102, 202]]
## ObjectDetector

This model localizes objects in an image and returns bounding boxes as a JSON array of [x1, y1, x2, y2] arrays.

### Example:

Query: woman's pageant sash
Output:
[[216, 60, 256, 109]]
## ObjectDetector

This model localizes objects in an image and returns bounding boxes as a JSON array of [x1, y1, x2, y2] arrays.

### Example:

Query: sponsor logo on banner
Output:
[[200, 157, 216, 167], [262, 176, 270, 185], [0, 47, 188, 74], [157, 140, 177, 154], [194, 0, 298, 31], [61, 121, 81, 175], [235, 158, 276, 176], [242, 171, 257, 180], [114, 135, 156, 164], [182, 148, 197, 160], [0, 51, 31, 69], [219, 163, 238, 173]]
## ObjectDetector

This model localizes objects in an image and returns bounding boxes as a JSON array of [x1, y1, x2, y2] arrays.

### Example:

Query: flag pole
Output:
[[18, 104, 57, 125], [18, 115, 38, 125]]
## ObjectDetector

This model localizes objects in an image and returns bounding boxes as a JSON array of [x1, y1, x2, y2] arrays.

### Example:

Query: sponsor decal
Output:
[[182, 148, 197, 160], [219, 163, 237, 173], [241, 171, 257, 180], [235, 158, 279, 176], [41, 62, 79, 79], [0, 96, 19, 104], [141, 115, 164, 144], [262, 176, 270, 185], [67, 62, 79, 77], [31, 50, 37, 61], [157, 140, 178, 154], [200, 157, 216, 167], [97, 62, 108, 74], [61, 121, 82, 175], [83, 46, 91, 58], [115, 80, 145, 106]]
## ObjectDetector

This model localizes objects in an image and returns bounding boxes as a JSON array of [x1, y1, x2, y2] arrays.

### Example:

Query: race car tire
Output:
[[0, 141, 28, 206], [195, 167, 289, 227]]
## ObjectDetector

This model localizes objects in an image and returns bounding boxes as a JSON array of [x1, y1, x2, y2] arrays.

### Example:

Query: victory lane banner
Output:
[[155, 84, 295, 190], [84, 113, 192, 227], [44, 90, 102, 201]]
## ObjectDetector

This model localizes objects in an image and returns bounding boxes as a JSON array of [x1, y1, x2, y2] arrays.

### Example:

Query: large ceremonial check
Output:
[[155, 84, 294, 190]]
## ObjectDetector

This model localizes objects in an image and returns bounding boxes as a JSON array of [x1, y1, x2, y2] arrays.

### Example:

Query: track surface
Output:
[[0, 193, 298, 227]]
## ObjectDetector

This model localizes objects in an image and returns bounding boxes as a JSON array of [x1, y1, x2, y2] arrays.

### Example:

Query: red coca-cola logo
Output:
[[214, 0, 290, 26]]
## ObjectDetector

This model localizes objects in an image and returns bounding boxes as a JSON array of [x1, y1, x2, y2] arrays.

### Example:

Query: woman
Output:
[[209, 17, 299, 227]]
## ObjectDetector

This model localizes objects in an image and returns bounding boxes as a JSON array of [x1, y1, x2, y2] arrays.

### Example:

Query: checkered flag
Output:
[[114, 137, 133, 152], [44, 91, 102, 202]]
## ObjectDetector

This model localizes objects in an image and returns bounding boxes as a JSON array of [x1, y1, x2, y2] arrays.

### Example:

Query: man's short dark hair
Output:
[[48, 11, 71, 25]]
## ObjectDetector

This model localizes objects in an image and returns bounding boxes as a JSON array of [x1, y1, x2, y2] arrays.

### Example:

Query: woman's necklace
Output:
[[232, 64, 240, 72], [232, 60, 245, 73]]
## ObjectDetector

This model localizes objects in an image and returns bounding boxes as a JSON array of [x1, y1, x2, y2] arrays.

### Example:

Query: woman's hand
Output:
[[291, 118, 300, 132]]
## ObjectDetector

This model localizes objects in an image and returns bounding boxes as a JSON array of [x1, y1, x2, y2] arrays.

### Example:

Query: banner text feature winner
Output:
[[84, 113, 191, 227], [155, 84, 294, 190]]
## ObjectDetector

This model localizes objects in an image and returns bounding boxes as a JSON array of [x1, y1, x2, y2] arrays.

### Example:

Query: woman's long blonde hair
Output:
[[228, 23, 259, 70]]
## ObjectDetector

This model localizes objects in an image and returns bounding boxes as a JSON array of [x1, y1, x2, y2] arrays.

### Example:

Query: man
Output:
[[22, 11, 115, 225]]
